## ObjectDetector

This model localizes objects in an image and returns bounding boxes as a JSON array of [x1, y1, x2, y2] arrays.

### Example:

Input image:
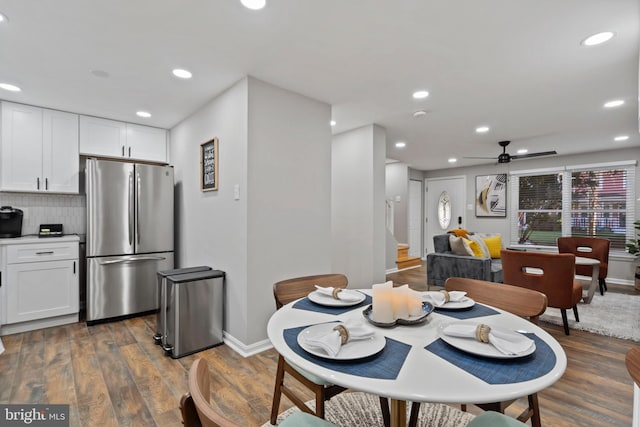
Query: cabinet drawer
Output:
[[7, 242, 79, 264]]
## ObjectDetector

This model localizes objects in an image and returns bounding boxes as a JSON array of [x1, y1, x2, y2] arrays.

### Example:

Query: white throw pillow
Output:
[[449, 235, 474, 256]]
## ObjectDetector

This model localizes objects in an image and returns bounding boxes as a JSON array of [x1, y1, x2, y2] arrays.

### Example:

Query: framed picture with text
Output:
[[200, 137, 219, 191], [475, 174, 506, 217]]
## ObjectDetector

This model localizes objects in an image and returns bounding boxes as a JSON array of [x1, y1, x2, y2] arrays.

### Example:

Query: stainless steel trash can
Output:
[[154, 266, 212, 345], [163, 270, 225, 358]]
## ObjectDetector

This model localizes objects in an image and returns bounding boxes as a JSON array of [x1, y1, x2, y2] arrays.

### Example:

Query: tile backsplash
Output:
[[0, 193, 86, 236]]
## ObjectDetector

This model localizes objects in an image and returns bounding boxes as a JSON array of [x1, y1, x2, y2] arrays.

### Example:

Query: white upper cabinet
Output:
[[80, 115, 167, 163], [0, 102, 79, 193]]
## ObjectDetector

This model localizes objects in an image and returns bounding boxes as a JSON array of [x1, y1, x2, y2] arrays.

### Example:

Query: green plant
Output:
[[626, 220, 640, 256]]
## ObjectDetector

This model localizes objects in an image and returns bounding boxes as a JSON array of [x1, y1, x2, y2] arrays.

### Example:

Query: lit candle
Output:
[[392, 285, 409, 320], [407, 288, 424, 317], [372, 281, 394, 323]]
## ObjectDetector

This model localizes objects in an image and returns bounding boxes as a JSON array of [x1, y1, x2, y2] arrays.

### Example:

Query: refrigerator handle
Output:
[[99, 256, 167, 265], [128, 171, 134, 246], [136, 172, 141, 245]]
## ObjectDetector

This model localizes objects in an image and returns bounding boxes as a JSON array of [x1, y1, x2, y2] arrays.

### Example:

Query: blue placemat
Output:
[[283, 323, 410, 379], [435, 304, 500, 320], [293, 294, 373, 315], [425, 333, 556, 384]]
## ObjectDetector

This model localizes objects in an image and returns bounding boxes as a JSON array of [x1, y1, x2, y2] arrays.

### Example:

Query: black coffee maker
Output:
[[0, 206, 23, 238]]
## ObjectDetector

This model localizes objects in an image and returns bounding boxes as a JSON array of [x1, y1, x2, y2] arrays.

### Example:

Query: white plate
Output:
[[297, 323, 386, 360], [437, 322, 536, 359], [431, 297, 476, 310], [307, 290, 366, 307]]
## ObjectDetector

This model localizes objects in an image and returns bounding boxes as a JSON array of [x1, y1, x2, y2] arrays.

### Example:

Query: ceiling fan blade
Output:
[[510, 150, 557, 160], [462, 156, 498, 159]]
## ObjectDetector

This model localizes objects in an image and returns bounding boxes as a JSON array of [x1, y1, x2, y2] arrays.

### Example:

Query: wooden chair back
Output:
[[501, 249, 580, 310], [445, 277, 547, 324], [557, 236, 610, 279], [186, 358, 242, 427], [273, 274, 348, 309], [626, 347, 640, 387]]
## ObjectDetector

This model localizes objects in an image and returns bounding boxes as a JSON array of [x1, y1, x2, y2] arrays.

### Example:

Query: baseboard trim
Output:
[[223, 331, 272, 358]]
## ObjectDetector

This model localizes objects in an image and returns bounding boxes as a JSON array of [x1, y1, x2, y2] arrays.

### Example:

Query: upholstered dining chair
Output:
[[501, 249, 582, 335], [557, 236, 610, 296], [270, 274, 350, 424], [436, 277, 547, 427], [182, 358, 336, 427]]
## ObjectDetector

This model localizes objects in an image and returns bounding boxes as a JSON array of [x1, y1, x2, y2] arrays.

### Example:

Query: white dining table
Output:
[[267, 289, 567, 427], [575, 256, 600, 304]]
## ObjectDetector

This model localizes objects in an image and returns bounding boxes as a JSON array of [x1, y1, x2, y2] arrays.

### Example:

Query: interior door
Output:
[[425, 176, 466, 254]]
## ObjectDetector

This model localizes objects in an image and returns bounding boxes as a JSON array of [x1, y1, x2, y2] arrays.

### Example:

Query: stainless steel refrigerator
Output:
[[85, 158, 174, 323]]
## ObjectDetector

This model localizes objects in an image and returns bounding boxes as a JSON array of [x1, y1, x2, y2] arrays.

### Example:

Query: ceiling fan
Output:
[[465, 140, 557, 164]]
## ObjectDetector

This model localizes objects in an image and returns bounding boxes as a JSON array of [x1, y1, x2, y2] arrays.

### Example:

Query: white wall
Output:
[[245, 77, 332, 344], [423, 146, 640, 283], [170, 78, 250, 343], [332, 124, 386, 288], [385, 163, 409, 244], [171, 76, 333, 347]]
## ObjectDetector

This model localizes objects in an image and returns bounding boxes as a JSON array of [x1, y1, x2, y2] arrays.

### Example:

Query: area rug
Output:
[[263, 392, 475, 426], [540, 289, 640, 342]]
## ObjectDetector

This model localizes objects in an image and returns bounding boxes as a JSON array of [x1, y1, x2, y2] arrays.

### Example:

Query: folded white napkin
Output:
[[442, 323, 534, 356], [303, 319, 375, 357], [423, 290, 466, 307], [314, 285, 363, 302]]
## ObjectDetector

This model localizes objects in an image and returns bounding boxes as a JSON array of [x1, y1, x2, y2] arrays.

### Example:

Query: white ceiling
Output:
[[0, 0, 638, 171]]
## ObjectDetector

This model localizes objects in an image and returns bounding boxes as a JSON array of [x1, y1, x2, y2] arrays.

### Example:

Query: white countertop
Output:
[[0, 235, 80, 245]]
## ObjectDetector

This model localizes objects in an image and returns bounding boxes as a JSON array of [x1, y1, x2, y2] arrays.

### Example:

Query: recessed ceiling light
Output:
[[475, 126, 490, 133], [241, 0, 266, 10], [517, 149, 528, 154], [448, 158, 457, 163], [172, 69, 193, 79], [330, 120, 336, 127], [614, 135, 629, 141], [412, 90, 429, 99], [0, 13, 8, 22], [604, 100, 624, 108], [413, 110, 427, 118], [582, 31, 615, 46], [136, 111, 152, 118], [395, 141, 406, 148], [0, 83, 21, 92], [90, 69, 110, 78]]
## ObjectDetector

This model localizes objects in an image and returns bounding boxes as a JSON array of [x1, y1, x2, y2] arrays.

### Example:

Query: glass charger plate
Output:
[[437, 321, 536, 359], [297, 323, 386, 360], [362, 302, 434, 328], [307, 290, 366, 307]]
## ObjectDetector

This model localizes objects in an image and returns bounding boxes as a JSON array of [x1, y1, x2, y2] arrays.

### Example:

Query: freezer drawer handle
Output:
[[36, 251, 55, 255], [98, 256, 167, 265]]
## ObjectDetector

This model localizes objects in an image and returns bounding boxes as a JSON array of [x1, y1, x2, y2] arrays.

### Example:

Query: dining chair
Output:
[[467, 411, 529, 426], [182, 358, 337, 427], [501, 249, 582, 335], [437, 277, 547, 427], [270, 274, 350, 424], [557, 236, 610, 295], [625, 347, 640, 427]]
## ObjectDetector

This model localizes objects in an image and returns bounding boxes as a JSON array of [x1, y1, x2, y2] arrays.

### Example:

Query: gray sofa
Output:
[[426, 234, 503, 287]]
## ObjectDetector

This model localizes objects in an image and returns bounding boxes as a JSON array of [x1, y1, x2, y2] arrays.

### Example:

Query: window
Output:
[[511, 163, 636, 250]]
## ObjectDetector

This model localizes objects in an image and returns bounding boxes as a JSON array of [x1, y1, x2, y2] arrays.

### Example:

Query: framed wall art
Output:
[[475, 174, 506, 217], [200, 137, 218, 191]]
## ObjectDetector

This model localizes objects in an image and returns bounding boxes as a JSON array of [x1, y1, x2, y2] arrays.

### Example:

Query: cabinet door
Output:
[[6, 259, 79, 324], [126, 123, 167, 163], [42, 109, 79, 193], [0, 102, 44, 191], [79, 115, 127, 158]]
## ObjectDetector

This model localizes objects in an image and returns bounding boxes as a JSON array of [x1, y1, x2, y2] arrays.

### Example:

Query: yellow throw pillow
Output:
[[465, 238, 484, 257], [483, 235, 502, 258]]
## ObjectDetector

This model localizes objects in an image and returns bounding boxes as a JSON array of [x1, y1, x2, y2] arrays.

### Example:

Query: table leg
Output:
[[583, 264, 600, 304], [389, 399, 406, 427]]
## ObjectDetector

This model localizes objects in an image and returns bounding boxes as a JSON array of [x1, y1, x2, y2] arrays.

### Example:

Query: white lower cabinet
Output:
[[0, 237, 79, 335], [7, 259, 78, 324]]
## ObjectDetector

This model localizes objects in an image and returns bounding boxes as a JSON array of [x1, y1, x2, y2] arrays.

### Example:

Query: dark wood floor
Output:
[[1, 263, 637, 426]]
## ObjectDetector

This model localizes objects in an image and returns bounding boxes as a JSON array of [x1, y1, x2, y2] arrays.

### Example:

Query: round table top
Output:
[[267, 290, 567, 405]]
